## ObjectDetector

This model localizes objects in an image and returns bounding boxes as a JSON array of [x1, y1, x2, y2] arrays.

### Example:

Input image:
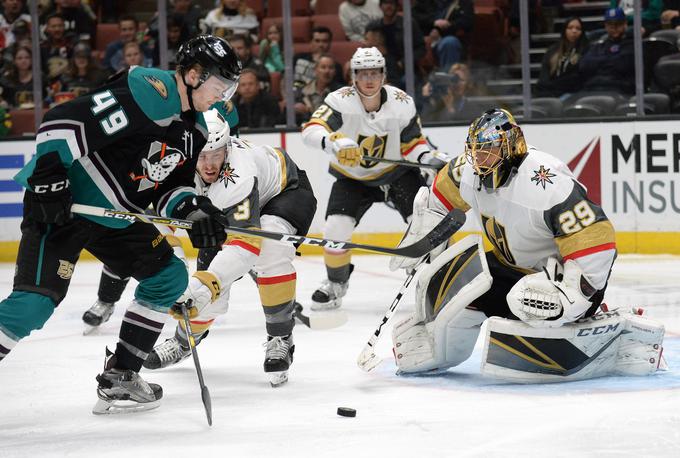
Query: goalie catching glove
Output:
[[170, 271, 222, 320], [506, 258, 594, 328], [389, 186, 447, 271], [324, 132, 362, 167]]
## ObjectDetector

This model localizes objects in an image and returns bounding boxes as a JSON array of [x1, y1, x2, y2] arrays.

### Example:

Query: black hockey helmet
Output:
[[176, 35, 241, 100], [465, 108, 527, 190]]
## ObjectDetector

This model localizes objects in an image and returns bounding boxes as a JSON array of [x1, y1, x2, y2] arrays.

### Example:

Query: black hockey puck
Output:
[[337, 407, 356, 417]]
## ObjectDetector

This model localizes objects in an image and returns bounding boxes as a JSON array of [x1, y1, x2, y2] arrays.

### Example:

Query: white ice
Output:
[[1, 254, 679, 458]]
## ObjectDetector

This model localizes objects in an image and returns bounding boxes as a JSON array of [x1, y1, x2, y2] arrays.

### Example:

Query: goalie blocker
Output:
[[392, 235, 667, 381]]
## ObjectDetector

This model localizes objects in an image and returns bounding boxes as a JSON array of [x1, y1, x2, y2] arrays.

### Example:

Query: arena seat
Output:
[[311, 14, 348, 41], [649, 29, 680, 49], [562, 103, 602, 118], [632, 93, 671, 114], [532, 97, 563, 117], [267, 0, 310, 17], [313, 0, 344, 15], [261, 16, 312, 43], [570, 94, 619, 114], [8, 109, 36, 137], [653, 56, 680, 93], [245, 0, 266, 20], [95, 23, 119, 52], [328, 41, 360, 67], [269, 71, 282, 100]]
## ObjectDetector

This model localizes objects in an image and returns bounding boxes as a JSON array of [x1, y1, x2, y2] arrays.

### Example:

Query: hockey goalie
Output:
[[389, 108, 667, 382]]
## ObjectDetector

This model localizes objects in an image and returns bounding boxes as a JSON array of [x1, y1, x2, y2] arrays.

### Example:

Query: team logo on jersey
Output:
[[56, 260, 75, 280], [131, 141, 187, 191], [144, 75, 168, 99], [338, 87, 355, 98], [220, 162, 239, 186], [531, 165, 556, 189], [358, 134, 387, 168], [394, 90, 410, 103]]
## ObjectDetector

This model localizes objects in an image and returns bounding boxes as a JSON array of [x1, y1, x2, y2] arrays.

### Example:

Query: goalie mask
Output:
[[465, 108, 527, 190]]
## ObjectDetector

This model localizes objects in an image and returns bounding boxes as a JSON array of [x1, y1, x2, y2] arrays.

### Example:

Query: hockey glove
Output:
[[417, 150, 451, 171], [183, 196, 227, 248], [507, 258, 594, 328], [169, 271, 222, 320], [325, 132, 361, 167], [26, 157, 73, 225]]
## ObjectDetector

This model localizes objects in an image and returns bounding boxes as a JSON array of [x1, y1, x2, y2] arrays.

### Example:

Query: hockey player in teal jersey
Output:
[[0, 35, 242, 414]]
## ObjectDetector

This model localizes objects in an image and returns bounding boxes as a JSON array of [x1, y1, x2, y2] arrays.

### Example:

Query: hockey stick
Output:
[[361, 156, 440, 170], [181, 302, 212, 426], [293, 302, 347, 330], [356, 258, 426, 372], [71, 204, 466, 258]]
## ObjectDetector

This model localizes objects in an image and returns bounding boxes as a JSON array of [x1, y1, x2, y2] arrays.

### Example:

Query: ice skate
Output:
[[93, 349, 162, 414], [264, 335, 294, 387], [143, 335, 191, 370], [311, 279, 349, 311], [82, 300, 115, 334]]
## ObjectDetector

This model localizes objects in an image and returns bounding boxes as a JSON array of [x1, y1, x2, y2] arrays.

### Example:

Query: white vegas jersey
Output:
[[431, 146, 616, 290], [301, 85, 429, 185], [194, 137, 292, 212]]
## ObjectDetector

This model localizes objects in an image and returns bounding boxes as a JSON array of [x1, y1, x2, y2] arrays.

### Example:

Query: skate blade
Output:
[[92, 397, 161, 415], [268, 371, 289, 387], [307, 310, 348, 330]]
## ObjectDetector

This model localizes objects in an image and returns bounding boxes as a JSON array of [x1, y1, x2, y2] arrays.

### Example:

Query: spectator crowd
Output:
[[1, 0, 680, 136]]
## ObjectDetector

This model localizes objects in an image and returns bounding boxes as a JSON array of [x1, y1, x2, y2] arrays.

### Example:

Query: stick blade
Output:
[[201, 385, 212, 426], [357, 351, 382, 372]]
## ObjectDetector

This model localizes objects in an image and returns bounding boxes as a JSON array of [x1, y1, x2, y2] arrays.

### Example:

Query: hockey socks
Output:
[[114, 300, 166, 372]]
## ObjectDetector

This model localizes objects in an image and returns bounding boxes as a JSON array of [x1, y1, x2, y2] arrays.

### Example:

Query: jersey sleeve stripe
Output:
[[400, 137, 427, 156], [256, 272, 297, 285], [227, 238, 261, 256], [562, 242, 617, 261], [432, 168, 469, 211], [274, 148, 288, 191], [302, 119, 332, 132], [555, 220, 616, 260]]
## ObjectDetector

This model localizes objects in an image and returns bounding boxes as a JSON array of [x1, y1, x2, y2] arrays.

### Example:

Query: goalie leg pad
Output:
[[481, 308, 666, 383], [392, 235, 491, 373]]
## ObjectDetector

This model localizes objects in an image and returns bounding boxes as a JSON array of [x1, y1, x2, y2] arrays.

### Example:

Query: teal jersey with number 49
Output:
[[14, 67, 238, 228]]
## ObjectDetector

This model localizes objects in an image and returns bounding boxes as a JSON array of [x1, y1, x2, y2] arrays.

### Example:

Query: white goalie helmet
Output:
[[350, 46, 385, 73], [203, 108, 231, 152]]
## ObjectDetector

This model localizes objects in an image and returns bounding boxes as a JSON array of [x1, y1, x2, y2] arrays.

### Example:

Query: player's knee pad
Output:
[[324, 214, 356, 241], [254, 215, 297, 276], [481, 307, 666, 383], [0, 291, 56, 339], [392, 235, 492, 373], [134, 255, 189, 311]]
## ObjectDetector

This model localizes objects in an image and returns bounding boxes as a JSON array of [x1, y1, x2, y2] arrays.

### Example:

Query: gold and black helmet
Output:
[[464, 108, 527, 189]]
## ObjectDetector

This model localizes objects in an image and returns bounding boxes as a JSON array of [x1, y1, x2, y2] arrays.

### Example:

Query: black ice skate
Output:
[[93, 349, 162, 415], [82, 300, 115, 334], [311, 279, 349, 311], [264, 335, 294, 387]]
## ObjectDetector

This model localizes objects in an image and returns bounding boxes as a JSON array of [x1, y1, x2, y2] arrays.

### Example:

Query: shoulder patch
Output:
[[143, 75, 168, 99], [394, 89, 410, 102], [530, 165, 557, 189], [220, 162, 239, 186], [338, 87, 356, 98]]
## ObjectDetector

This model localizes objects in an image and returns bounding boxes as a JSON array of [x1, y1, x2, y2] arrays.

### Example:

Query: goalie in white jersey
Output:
[[143, 109, 317, 387], [390, 108, 666, 382], [301, 46, 448, 311]]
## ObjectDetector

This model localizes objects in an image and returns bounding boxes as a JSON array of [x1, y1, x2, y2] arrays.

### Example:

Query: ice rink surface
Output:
[[1, 254, 680, 458]]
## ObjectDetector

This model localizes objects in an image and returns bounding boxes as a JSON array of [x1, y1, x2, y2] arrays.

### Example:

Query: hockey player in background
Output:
[[389, 108, 666, 381], [141, 109, 316, 387], [0, 35, 242, 413], [81, 101, 239, 331], [301, 46, 449, 312]]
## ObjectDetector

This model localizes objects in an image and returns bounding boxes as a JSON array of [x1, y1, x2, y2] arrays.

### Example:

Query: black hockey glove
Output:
[[26, 157, 73, 225], [182, 196, 227, 248]]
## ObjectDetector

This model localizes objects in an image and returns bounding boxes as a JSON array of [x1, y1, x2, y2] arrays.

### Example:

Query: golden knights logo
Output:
[[394, 90, 410, 103], [481, 214, 516, 265], [220, 162, 239, 186], [338, 87, 355, 98], [144, 75, 168, 99], [531, 165, 556, 189], [358, 134, 388, 168]]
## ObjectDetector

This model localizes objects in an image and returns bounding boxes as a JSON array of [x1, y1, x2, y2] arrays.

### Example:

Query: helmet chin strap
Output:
[[182, 71, 208, 113]]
